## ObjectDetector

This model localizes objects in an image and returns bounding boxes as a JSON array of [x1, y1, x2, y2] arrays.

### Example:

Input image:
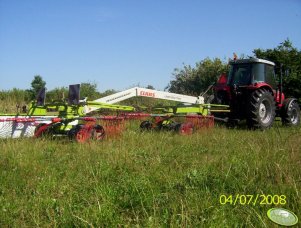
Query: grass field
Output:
[[0, 122, 300, 227]]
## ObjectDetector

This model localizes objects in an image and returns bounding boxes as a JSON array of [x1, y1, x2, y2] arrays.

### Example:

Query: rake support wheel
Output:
[[92, 125, 105, 140], [140, 121, 153, 130], [34, 123, 51, 138], [75, 126, 91, 143], [176, 122, 194, 135]]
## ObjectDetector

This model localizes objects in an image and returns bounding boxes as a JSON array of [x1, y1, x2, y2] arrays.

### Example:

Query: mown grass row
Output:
[[0, 124, 300, 227]]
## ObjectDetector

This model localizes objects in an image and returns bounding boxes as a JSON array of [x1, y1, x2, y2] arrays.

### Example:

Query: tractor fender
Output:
[[252, 83, 274, 95]]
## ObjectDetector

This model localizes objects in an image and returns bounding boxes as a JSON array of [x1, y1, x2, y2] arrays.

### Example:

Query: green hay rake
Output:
[[27, 84, 134, 142], [0, 84, 231, 141]]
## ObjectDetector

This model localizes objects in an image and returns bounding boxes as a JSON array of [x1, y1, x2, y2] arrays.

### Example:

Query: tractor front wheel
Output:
[[281, 98, 300, 126], [247, 88, 276, 129]]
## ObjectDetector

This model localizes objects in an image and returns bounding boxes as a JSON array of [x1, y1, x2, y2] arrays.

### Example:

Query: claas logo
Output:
[[140, 91, 155, 97]]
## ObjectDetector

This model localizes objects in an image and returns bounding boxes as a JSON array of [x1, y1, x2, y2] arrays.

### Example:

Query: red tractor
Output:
[[213, 58, 300, 129]]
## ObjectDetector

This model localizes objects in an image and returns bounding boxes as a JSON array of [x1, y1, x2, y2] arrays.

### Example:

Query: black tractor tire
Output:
[[247, 88, 276, 129], [281, 98, 300, 126]]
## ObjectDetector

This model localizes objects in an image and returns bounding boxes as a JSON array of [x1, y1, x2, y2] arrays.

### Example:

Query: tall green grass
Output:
[[0, 89, 30, 114], [0, 124, 300, 227]]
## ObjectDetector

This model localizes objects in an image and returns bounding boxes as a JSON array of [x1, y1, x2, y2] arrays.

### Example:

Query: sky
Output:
[[0, 0, 301, 92]]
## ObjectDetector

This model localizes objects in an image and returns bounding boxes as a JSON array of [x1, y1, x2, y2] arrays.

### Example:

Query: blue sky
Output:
[[0, 0, 300, 92]]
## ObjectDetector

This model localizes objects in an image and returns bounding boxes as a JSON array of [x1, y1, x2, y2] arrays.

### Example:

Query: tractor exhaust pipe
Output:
[[279, 64, 283, 105]]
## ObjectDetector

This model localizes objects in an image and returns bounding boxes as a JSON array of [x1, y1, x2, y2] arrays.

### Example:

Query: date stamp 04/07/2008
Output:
[[219, 194, 286, 206], [219, 194, 299, 226]]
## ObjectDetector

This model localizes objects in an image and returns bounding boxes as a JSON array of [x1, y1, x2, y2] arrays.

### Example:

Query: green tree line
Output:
[[0, 77, 118, 113], [0, 79, 116, 104]]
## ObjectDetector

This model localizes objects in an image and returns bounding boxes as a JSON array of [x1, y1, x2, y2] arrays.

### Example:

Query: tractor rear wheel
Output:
[[281, 98, 300, 126], [247, 88, 276, 129]]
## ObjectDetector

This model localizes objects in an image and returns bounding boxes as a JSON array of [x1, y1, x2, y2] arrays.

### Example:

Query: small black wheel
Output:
[[92, 125, 105, 140], [160, 119, 175, 131], [34, 123, 50, 138], [68, 124, 83, 141], [247, 88, 276, 129], [166, 121, 179, 131], [175, 122, 194, 135], [140, 121, 153, 130], [281, 98, 300, 126]]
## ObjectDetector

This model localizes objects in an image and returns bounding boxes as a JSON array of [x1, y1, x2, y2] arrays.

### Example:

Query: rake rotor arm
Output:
[[87, 87, 204, 114], [82, 101, 135, 115]]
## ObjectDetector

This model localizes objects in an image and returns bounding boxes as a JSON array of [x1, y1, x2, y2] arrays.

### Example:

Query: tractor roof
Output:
[[229, 58, 275, 66]]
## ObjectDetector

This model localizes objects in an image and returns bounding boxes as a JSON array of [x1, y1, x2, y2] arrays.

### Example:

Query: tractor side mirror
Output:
[[68, 84, 80, 105]]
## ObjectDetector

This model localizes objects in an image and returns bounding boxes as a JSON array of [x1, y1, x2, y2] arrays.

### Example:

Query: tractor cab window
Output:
[[265, 65, 277, 89], [252, 63, 265, 83], [228, 64, 252, 86], [252, 63, 276, 88]]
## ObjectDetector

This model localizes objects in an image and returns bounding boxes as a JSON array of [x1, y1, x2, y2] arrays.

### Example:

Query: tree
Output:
[[99, 89, 117, 97], [253, 39, 301, 100], [146, 85, 155, 90], [47, 87, 69, 101], [166, 58, 228, 96], [28, 75, 46, 99], [80, 82, 101, 100]]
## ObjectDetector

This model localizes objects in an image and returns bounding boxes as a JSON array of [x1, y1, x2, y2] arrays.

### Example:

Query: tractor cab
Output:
[[228, 58, 277, 89], [214, 58, 278, 107]]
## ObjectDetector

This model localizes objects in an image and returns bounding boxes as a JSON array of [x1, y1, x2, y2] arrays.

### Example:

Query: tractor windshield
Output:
[[228, 64, 252, 86]]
